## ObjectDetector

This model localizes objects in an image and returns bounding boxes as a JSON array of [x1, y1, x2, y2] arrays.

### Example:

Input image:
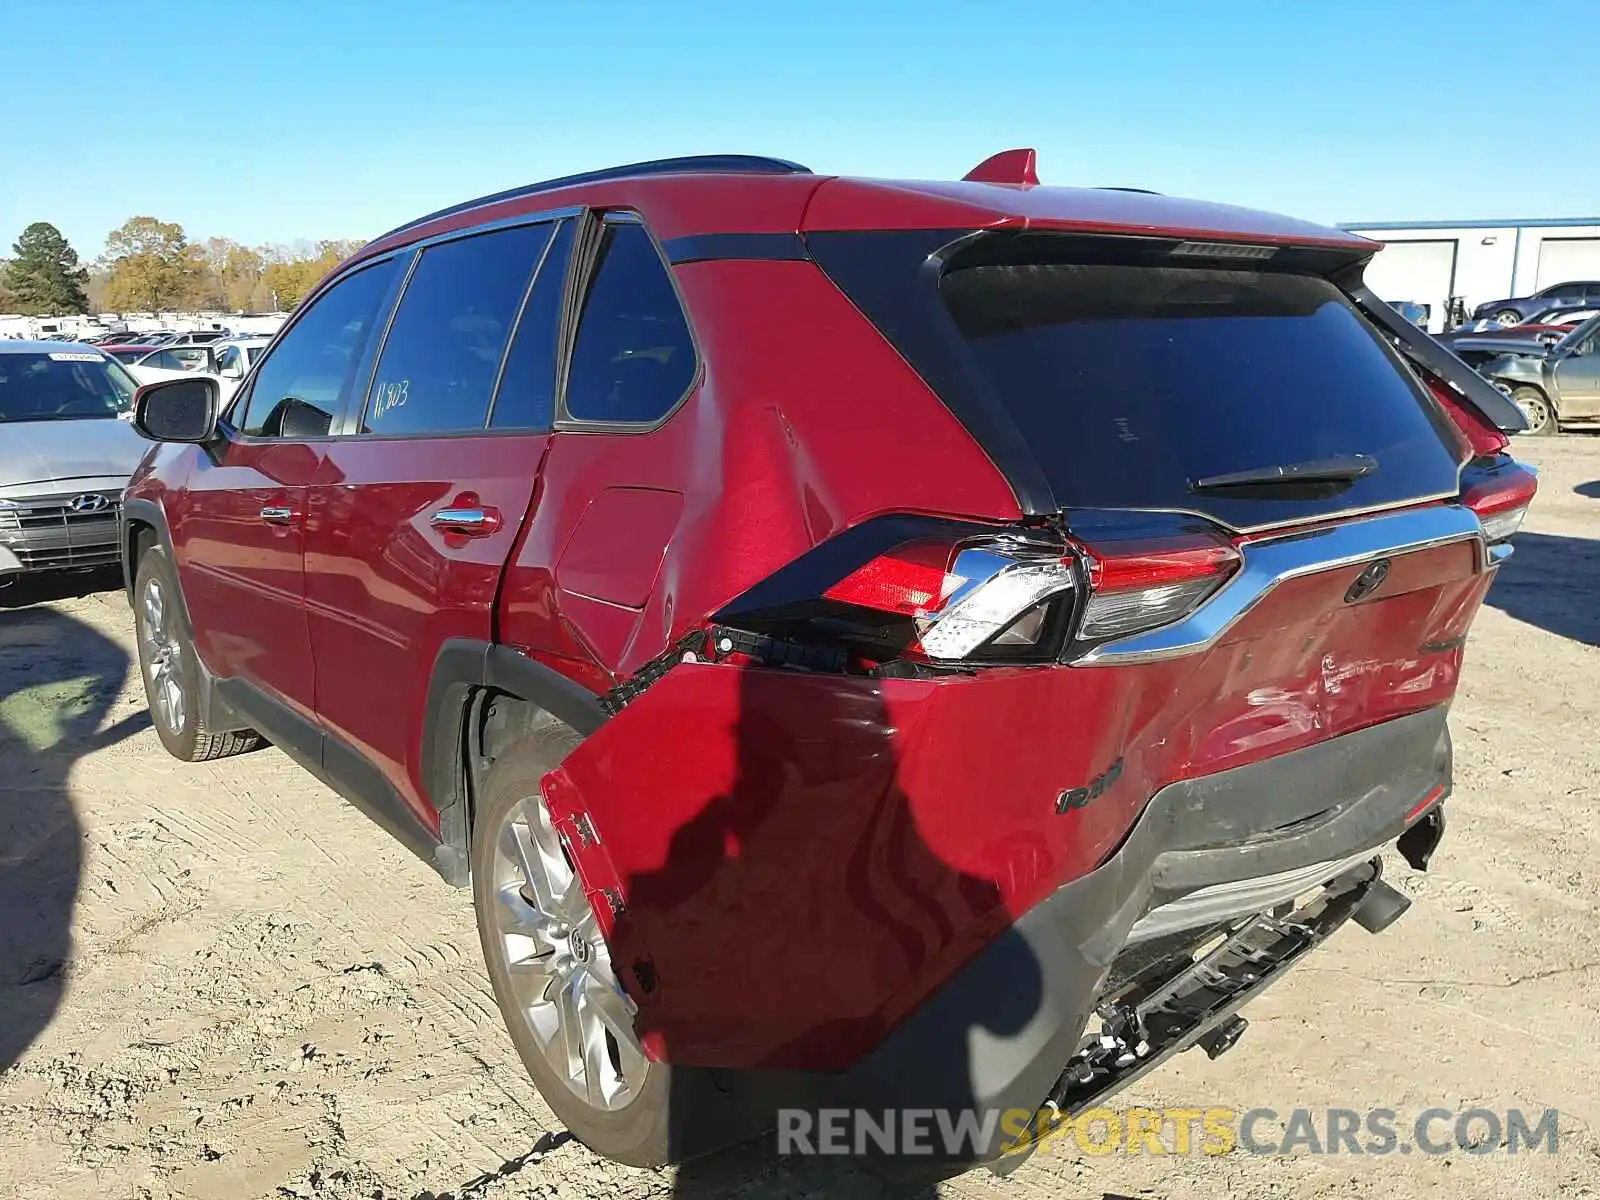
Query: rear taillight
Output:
[[826, 536, 1078, 662], [1462, 462, 1538, 545], [714, 514, 1247, 670], [1073, 533, 1242, 642], [1427, 378, 1510, 459], [918, 546, 1076, 660], [822, 538, 959, 617]]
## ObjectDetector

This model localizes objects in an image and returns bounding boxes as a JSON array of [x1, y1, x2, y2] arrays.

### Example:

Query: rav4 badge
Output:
[[1057, 757, 1125, 814]]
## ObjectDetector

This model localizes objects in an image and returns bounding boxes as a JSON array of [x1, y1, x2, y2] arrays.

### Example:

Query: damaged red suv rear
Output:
[[120, 149, 1535, 1171]]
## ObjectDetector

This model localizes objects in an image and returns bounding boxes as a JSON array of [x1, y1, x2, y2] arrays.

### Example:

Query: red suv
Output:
[[121, 151, 1536, 1172]]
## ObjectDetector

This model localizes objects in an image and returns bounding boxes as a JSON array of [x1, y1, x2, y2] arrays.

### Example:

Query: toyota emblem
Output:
[[69, 494, 109, 514], [1345, 558, 1392, 603]]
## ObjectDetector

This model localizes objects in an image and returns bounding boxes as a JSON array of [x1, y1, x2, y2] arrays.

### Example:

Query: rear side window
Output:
[[491, 220, 574, 430], [238, 258, 398, 438], [939, 262, 1461, 523], [564, 220, 695, 424], [363, 222, 553, 436]]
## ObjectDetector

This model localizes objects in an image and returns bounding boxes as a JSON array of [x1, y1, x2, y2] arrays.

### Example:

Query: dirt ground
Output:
[[2, 438, 1597, 1200]]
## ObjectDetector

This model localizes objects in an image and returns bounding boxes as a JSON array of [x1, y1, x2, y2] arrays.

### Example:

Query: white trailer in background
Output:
[[229, 313, 289, 337]]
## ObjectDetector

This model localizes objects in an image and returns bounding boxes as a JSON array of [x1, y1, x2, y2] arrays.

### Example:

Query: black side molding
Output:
[[663, 232, 809, 265], [213, 676, 444, 872]]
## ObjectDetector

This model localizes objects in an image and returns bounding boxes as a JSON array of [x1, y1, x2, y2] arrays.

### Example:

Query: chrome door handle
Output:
[[430, 506, 502, 536], [260, 506, 297, 526]]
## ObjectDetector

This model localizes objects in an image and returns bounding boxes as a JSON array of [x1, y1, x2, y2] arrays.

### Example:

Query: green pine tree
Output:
[[3, 222, 91, 315]]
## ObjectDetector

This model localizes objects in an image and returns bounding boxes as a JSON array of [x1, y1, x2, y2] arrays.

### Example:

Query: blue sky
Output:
[[4, 0, 1596, 259]]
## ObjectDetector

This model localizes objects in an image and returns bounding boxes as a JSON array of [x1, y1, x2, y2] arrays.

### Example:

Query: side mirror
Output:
[[132, 376, 220, 443]]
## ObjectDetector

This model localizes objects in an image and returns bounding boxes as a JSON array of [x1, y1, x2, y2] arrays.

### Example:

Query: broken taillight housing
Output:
[[715, 514, 1248, 669], [1461, 461, 1538, 545], [824, 536, 1078, 662], [1425, 377, 1510, 459], [917, 546, 1078, 660]]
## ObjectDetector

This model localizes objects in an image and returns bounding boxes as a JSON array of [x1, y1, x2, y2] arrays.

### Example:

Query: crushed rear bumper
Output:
[[782, 704, 1451, 1163]]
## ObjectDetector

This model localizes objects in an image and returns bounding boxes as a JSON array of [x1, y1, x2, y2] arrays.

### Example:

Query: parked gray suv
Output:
[[0, 342, 146, 581]]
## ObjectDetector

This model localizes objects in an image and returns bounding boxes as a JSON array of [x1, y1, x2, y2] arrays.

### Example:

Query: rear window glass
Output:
[[0, 353, 136, 422], [940, 262, 1460, 524]]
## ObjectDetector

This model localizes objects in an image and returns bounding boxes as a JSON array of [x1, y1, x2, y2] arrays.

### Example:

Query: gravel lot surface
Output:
[[2, 438, 1597, 1200]]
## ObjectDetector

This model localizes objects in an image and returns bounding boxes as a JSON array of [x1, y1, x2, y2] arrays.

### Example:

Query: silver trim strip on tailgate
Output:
[[1077, 504, 1488, 665]]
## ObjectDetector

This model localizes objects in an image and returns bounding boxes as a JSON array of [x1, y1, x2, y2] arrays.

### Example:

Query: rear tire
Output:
[[1511, 387, 1557, 436], [471, 724, 753, 1167], [132, 546, 262, 762]]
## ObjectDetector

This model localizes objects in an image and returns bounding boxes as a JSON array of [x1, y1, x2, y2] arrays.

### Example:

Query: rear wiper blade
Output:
[[1192, 453, 1378, 491]]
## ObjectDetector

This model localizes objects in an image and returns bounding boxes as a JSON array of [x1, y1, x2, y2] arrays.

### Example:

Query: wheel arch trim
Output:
[[120, 497, 250, 734], [422, 640, 608, 885]]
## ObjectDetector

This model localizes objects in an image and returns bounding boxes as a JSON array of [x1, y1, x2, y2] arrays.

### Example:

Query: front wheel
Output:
[[1510, 387, 1557, 436], [132, 546, 261, 761], [1493, 308, 1523, 327]]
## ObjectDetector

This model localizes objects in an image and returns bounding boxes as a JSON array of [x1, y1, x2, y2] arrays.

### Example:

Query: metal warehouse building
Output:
[[1340, 218, 1600, 331]]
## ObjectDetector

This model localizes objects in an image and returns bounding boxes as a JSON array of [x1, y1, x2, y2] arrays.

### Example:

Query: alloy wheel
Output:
[[1515, 391, 1552, 435], [489, 789, 648, 1110], [140, 576, 185, 734]]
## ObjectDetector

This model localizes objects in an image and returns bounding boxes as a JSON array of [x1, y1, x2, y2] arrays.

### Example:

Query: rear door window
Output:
[[936, 260, 1463, 526], [362, 222, 552, 436], [491, 220, 574, 430], [564, 219, 696, 425]]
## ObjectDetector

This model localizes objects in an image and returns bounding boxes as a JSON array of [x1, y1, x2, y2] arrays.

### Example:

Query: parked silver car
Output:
[[0, 342, 148, 580]]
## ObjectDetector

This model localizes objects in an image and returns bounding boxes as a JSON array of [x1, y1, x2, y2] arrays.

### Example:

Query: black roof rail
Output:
[[375, 154, 812, 243]]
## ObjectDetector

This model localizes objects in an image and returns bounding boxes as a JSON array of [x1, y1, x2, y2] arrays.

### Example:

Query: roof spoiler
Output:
[[1349, 283, 1529, 434]]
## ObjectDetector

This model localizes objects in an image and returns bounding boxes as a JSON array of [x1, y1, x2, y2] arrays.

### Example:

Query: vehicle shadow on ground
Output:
[[591, 665, 1050, 1198], [1486, 532, 1600, 647], [0, 568, 146, 1072], [1573, 480, 1600, 499]]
